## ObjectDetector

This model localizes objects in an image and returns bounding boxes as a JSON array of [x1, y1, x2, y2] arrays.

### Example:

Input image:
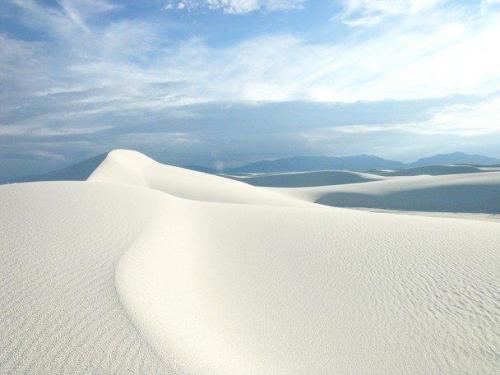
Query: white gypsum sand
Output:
[[1, 149, 499, 374], [0, 181, 171, 374], [346, 207, 500, 223]]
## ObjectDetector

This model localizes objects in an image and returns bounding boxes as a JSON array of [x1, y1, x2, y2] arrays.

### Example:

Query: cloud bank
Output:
[[1, 0, 499, 178]]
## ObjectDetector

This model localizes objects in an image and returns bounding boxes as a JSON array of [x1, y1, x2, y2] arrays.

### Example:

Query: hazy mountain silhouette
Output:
[[3, 153, 108, 184], [227, 152, 500, 174], [409, 152, 500, 167], [226, 155, 405, 174]]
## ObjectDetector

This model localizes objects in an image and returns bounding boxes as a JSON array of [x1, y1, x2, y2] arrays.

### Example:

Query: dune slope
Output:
[[89, 150, 307, 206], [1, 149, 500, 374], [118, 200, 500, 374], [0, 182, 173, 374]]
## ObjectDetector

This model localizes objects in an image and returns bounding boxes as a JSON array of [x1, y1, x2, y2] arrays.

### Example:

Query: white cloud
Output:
[[2, 0, 500, 154], [4, 0, 500, 108], [163, 0, 305, 13], [10, 0, 118, 35], [331, 94, 500, 137], [170, 9, 500, 103], [413, 95, 500, 136]]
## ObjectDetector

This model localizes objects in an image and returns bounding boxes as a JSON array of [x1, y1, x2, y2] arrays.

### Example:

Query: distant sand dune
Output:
[[369, 164, 485, 176], [277, 172, 500, 213], [1, 150, 500, 374], [225, 170, 383, 187]]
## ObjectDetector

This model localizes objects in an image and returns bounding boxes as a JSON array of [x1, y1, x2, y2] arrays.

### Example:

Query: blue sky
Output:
[[1, 0, 500, 177]]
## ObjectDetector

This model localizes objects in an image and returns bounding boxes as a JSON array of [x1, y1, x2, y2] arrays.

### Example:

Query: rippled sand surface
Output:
[[1, 150, 499, 374]]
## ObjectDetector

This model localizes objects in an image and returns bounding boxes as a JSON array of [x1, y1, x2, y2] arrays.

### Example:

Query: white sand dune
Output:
[[88, 150, 307, 206], [278, 171, 500, 213], [1, 149, 500, 374], [225, 170, 384, 187], [370, 164, 485, 176]]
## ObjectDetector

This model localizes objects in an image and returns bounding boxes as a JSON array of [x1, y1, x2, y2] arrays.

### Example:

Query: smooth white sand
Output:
[[348, 207, 500, 223], [1, 149, 500, 374], [88, 150, 308, 206]]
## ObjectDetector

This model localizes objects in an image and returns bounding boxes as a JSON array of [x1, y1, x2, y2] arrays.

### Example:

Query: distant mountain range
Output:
[[3, 151, 500, 184], [220, 152, 500, 174], [2, 153, 108, 184], [408, 152, 500, 167], [225, 155, 405, 174]]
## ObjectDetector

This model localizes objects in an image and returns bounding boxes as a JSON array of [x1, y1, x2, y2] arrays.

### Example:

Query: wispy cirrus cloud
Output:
[[163, 0, 306, 13], [0, 123, 113, 136], [338, 0, 445, 26], [4, 0, 499, 107]]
